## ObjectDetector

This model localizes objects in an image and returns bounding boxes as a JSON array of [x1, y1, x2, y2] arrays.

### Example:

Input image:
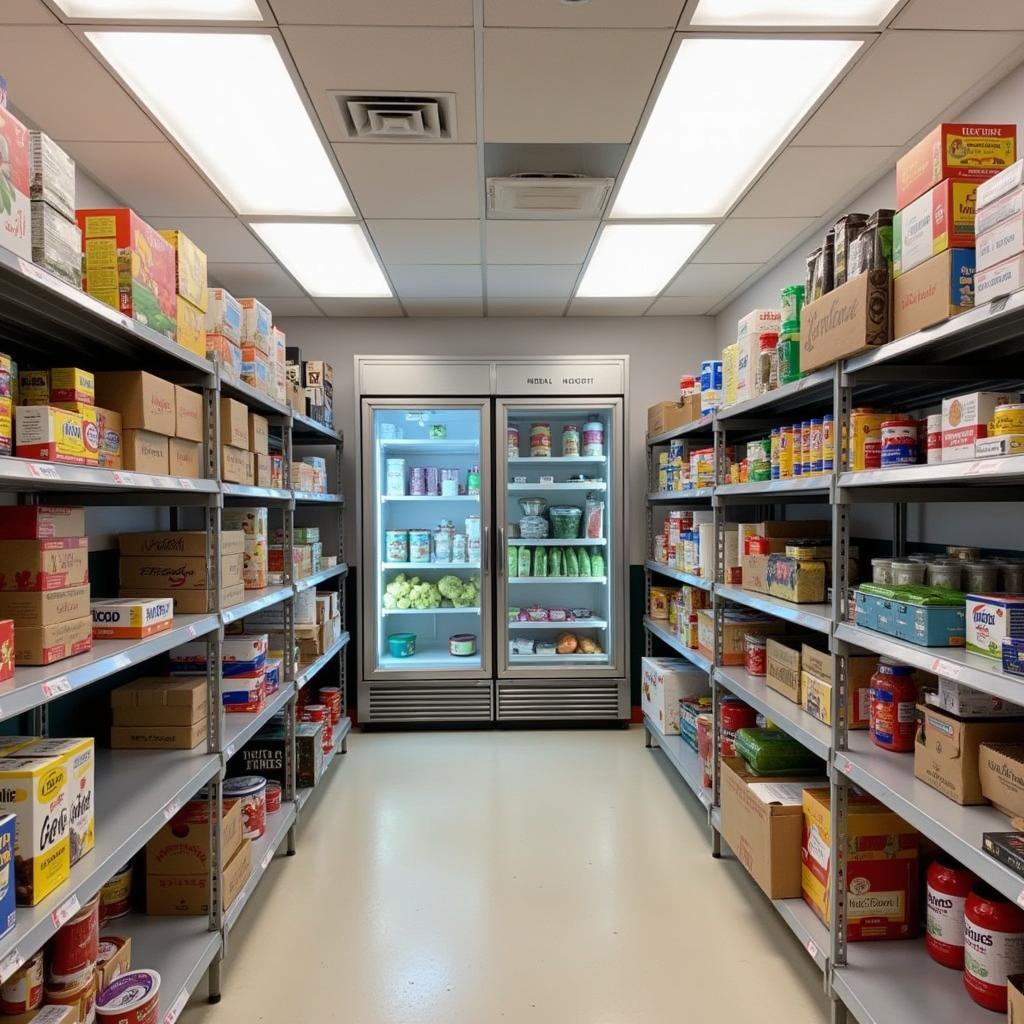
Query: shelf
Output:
[[644, 713, 711, 809], [507, 619, 607, 630], [508, 456, 606, 464], [382, 606, 481, 615], [510, 538, 606, 547], [836, 731, 1024, 906], [773, 898, 829, 972], [717, 367, 835, 421], [644, 560, 712, 590], [222, 483, 292, 503], [295, 718, 351, 814], [839, 456, 1024, 494], [218, 369, 291, 418], [0, 747, 220, 983], [0, 613, 219, 725], [223, 799, 297, 933], [296, 632, 350, 690], [378, 639, 482, 671], [220, 584, 293, 625], [647, 488, 713, 502], [835, 623, 1024, 706], [383, 561, 480, 571], [0, 457, 219, 497], [381, 494, 479, 502], [508, 576, 607, 584], [294, 563, 349, 592], [379, 439, 479, 456], [714, 666, 831, 761], [715, 475, 831, 499], [646, 413, 715, 446], [104, 914, 221, 1024], [291, 413, 341, 443], [223, 683, 296, 759], [508, 482, 605, 491], [294, 491, 343, 505], [508, 653, 609, 664], [644, 617, 712, 673], [715, 585, 832, 634]]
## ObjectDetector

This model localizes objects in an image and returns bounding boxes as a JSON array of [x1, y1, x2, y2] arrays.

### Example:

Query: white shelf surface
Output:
[[714, 666, 831, 761], [647, 488, 713, 502], [383, 561, 480, 570], [379, 439, 479, 456], [0, 747, 220, 981], [508, 576, 607, 584], [508, 455, 606, 464], [294, 563, 349, 592], [292, 412, 341, 442], [0, 456, 220, 495], [381, 494, 479, 502], [509, 538, 606, 547], [382, 606, 481, 615], [508, 482, 605, 491], [839, 454, 1024, 489], [773, 899, 829, 972], [715, 585, 832, 634], [220, 584, 293, 625], [296, 632, 350, 690], [294, 491, 343, 505], [644, 617, 712, 673], [508, 619, 607, 630], [296, 717, 351, 814], [715, 476, 831, 498], [508, 653, 608, 665], [646, 413, 715, 446], [645, 560, 712, 591], [644, 714, 711, 809], [221, 483, 291, 502], [378, 639, 483, 671], [223, 683, 296, 759]]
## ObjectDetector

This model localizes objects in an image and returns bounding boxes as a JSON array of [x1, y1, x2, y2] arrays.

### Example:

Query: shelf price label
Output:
[[990, 295, 1010, 316], [225, 743, 236, 758], [187, 624, 198, 639], [26, 463, 59, 480], [164, 988, 188, 1024], [50, 893, 80, 929], [41, 677, 71, 699], [163, 798, 183, 822], [839, 757, 854, 775], [965, 460, 1002, 477], [111, 654, 132, 671], [261, 848, 275, 871], [0, 950, 23, 983], [177, 477, 195, 489], [805, 939, 818, 960], [930, 657, 961, 680]]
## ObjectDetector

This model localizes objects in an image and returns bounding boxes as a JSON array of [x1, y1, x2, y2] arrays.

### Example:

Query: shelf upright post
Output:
[[644, 440, 655, 660], [284, 417, 298, 855], [710, 411, 724, 856]]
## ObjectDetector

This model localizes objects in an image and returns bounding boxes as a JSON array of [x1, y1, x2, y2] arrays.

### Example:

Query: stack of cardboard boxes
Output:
[[30, 131, 79, 288], [157, 230, 208, 359], [220, 397, 279, 487], [110, 674, 208, 751], [16, 366, 105, 467], [170, 633, 270, 717], [205, 291, 287, 406], [118, 529, 245, 613], [223, 507, 268, 591], [975, 158, 1024, 302], [285, 349, 333, 428], [235, 587, 312, 673], [206, 287, 242, 376], [268, 525, 321, 585], [0, 506, 91, 666], [737, 520, 834, 604]]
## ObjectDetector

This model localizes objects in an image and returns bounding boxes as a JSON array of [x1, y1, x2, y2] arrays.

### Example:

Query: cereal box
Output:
[[0, 107, 31, 260], [893, 179, 976, 277], [19, 737, 94, 864], [206, 288, 241, 345], [15, 406, 98, 465], [239, 297, 271, 354], [0, 813, 14, 938], [0, 755, 71, 904], [157, 229, 208, 311], [966, 593, 1024, 659], [29, 131, 75, 220], [77, 208, 177, 340]]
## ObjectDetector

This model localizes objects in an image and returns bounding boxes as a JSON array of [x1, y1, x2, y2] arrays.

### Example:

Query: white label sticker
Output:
[[0, 950, 23, 983], [26, 463, 59, 480], [991, 295, 1010, 316], [51, 893, 80, 929], [178, 477, 195, 490], [840, 757, 854, 775], [261, 848, 274, 871], [111, 471, 127, 486], [164, 988, 188, 1024], [807, 824, 831, 871], [806, 940, 818, 960], [931, 657, 961, 680], [163, 798, 182, 822], [41, 677, 71, 699], [187, 625, 198, 639], [225, 743, 235, 758], [112, 654, 131, 671]]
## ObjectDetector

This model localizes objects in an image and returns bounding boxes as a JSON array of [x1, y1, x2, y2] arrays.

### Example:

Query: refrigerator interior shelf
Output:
[[379, 440, 480, 456], [508, 482, 606, 491], [508, 456, 607, 464], [508, 619, 608, 629], [383, 561, 481, 570], [507, 576, 607, 584], [509, 538, 607, 547], [381, 494, 480, 502], [382, 606, 481, 615], [508, 653, 608, 664], [378, 639, 482, 670]]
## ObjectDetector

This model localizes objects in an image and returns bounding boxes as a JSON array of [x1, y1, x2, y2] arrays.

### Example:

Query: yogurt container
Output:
[[385, 458, 405, 497], [388, 633, 416, 658], [449, 633, 477, 657], [96, 969, 160, 1024], [223, 775, 267, 840], [890, 560, 926, 585]]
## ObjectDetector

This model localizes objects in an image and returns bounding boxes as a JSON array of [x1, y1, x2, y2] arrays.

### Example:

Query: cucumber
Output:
[[518, 547, 532, 577], [577, 547, 591, 577], [508, 546, 519, 577], [549, 547, 563, 577], [590, 548, 605, 578], [534, 547, 548, 577], [564, 547, 579, 577]]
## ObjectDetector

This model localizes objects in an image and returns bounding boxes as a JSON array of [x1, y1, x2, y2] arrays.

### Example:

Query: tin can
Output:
[[319, 686, 343, 724], [801, 420, 812, 476], [880, 418, 918, 466], [96, 969, 160, 1024], [507, 425, 520, 457], [385, 458, 406, 497], [99, 863, 133, 922], [809, 417, 823, 474], [744, 634, 767, 677], [224, 775, 267, 840], [1, 950, 42, 1014], [770, 428, 780, 479], [561, 424, 580, 457], [791, 422, 802, 476], [424, 466, 441, 495], [778, 426, 794, 479], [385, 529, 409, 563], [408, 529, 431, 563], [582, 421, 604, 457], [48, 893, 99, 987], [530, 422, 552, 457], [851, 409, 888, 470], [822, 414, 834, 471], [926, 413, 942, 464], [265, 780, 282, 814], [993, 404, 1024, 436], [409, 466, 426, 496]]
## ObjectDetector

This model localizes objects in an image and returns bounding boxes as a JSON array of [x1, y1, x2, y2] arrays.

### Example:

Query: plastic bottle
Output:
[[869, 659, 918, 752], [926, 856, 976, 969]]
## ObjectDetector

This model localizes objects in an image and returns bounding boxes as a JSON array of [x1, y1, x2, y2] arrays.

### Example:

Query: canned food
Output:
[[223, 775, 267, 840], [45, 974, 96, 1023], [810, 417, 823, 474], [851, 410, 888, 471], [424, 466, 441, 495], [880, 418, 918, 467], [993, 404, 1024, 436], [822, 414, 834, 471], [926, 413, 942, 465], [1002, 562, 1024, 594], [388, 632, 416, 658], [385, 529, 409, 563], [318, 686, 342, 724], [744, 634, 767, 677], [96, 969, 160, 1024], [507, 425, 520, 457], [778, 427, 794, 479], [48, 893, 99, 986], [1, 950, 42, 1014], [964, 561, 999, 592], [530, 422, 552, 458], [385, 458, 406, 497], [99, 863, 133, 923], [449, 633, 477, 657], [409, 466, 426, 496], [265, 781, 282, 814], [770, 428, 780, 480], [408, 529, 431, 563]]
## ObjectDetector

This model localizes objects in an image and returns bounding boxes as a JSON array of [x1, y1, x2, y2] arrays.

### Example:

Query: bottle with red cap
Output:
[[964, 883, 1024, 1012], [926, 856, 976, 969]]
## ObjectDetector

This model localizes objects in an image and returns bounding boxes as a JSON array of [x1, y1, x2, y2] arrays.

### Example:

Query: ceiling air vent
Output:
[[486, 173, 614, 220], [329, 91, 457, 142]]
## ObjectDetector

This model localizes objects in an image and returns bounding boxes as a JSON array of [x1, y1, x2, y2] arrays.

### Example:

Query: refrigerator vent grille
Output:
[[497, 683, 622, 720], [367, 686, 492, 722]]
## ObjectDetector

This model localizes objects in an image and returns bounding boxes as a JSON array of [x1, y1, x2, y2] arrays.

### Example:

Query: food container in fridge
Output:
[[549, 506, 583, 539], [388, 633, 416, 658]]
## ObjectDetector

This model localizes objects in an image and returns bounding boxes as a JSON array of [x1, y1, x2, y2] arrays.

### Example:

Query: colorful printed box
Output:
[[15, 405, 98, 464], [19, 737, 94, 864], [894, 179, 976, 277], [29, 131, 75, 220], [49, 367, 94, 405], [157, 229, 208, 311], [175, 295, 206, 358], [91, 597, 174, 640], [893, 248, 974, 337], [0, 536, 89, 591], [240, 345, 270, 394], [206, 333, 241, 375], [0, 107, 31, 260], [206, 288, 242, 345], [30, 200, 81, 287], [942, 390, 1017, 462], [966, 594, 1024, 659], [239, 297, 271, 355]]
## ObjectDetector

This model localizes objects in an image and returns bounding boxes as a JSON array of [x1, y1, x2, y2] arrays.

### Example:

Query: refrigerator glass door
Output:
[[363, 400, 491, 679], [497, 400, 625, 677]]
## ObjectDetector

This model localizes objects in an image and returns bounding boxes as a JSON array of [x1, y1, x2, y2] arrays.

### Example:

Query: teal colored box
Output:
[[855, 590, 884, 630], [893, 601, 965, 647]]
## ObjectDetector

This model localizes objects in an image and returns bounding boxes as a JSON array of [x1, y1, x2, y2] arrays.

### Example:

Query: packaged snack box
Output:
[[29, 131, 75, 220], [18, 738, 94, 864], [0, 108, 31, 260], [156, 229, 208, 311], [15, 406, 98, 465]]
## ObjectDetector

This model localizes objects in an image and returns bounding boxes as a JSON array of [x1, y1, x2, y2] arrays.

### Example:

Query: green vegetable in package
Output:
[[590, 549, 605, 578], [733, 727, 823, 776], [576, 547, 591, 578], [518, 547, 532, 577], [564, 547, 579, 577], [534, 547, 548, 577], [508, 546, 519, 577], [549, 547, 563, 577], [857, 583, 964, 605]]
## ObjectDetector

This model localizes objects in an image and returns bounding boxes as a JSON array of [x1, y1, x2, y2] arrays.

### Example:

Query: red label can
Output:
[[96, 969, 160, 1024], [48, 893, 99, 986]]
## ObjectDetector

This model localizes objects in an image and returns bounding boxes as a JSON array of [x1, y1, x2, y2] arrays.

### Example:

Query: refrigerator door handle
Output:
[[497, 526, 504, 576], [483, 525, 490, 574]]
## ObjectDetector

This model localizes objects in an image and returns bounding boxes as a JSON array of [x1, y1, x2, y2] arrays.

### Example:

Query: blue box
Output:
[[0, 813, 15, 939], [1002, 638, 1024, 678], [893, 601, 965, 647], [855, 590, 881, 630]]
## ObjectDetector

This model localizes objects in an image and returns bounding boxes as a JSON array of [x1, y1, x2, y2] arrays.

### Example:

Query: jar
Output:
[[409, 466, 426, 496], [562, 424, 580, 457], [408, 529, 431, 563], [927, 560, 963, 590], [467, 465, 481, 495], [440, 468, 460, 496], [880, 418, 918, 466], [964, 883, 1024, 1012], [720, 697, 757, 758], [890, 559, 926, 585], [947, 545, 980, 561], [385, 457, 406, 496], [582, 421, 605, 457], [507, 425, 520, 457], [822, 414, 834, 471], [870, 660, 918, 752], [926, 414, 942, 464], [871, 558, 893, 584], [963, 561, 999, 593], [549, 506, 583, 539], [744, 634, 767, 677], [1002, 562, 1024, 594], [265, 780, 282, 814], [993, 403, 1024, 436], [449, 633, 477, 657], [530, 422, 552, 457], [223, 775, 267, 840], [757, 332, 779, 394], [385, 529, 409, 563], [777, 331, 801, 386], [927, 856, 976, 969], [1, 951, 43, 1014]]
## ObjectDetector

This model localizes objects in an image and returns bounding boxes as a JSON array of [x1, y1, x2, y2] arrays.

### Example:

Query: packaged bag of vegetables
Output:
[[577, 547, 592, 577]]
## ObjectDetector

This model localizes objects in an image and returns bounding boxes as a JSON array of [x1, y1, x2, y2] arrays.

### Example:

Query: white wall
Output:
[[276, 315, 717, 563]]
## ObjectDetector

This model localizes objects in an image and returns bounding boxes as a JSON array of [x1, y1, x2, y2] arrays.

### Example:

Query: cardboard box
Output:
[[145, 835, 249, 915], [977, 250, 1024, 304], [286, 380, 303, 413], [766, 638, 802, 703], [733, 333, 759, 405], [915, 705, 1024, 805], [976, 182, 1024, 235], [15, 406, 98, 465], [0, 537, 89, 591], [894, 179, 976, 276], [255, 454, 273, 489], [640, 657, 708, 735], [220, 398, 248, 449], [942, 390, 1016, 463], [737, 308, 781, 340], [77, 208, 177, 339], [119, 551, 243, 591], [48, 367, 93, 406], [122, 429, 169, 476], [1011, 975, 1024, 1024], [239, 297, 272, 354], [146, 798, 242, 876], [766, 555, 826, 604], [157, 229, 208, 311], [171, 385, 203, 444], [931, 676, 1024, 717], [118, 584, 242, 614], [19, 369, 48, 406], [90, 597, 173, 640], [119, 529, 244, 559], [112, 675, 208, 727], [94, 371, 176, 436], [697, 608, 786, 665], [18, 737, 93, 864], [30, 201, 81, 288], [248, 412, 269, 455], [95, 406, 122, 469], [173, 296, 205, 358], [800, 270, 891, 373], [0, 584, 90, 627], [979, 742, 1024, 817], [304, 360, 333, 393], [206, 333, 240, 377], [29, 130, 75, 221], [966, 593, 1024, 658], [206, 288, 242, 344], [15, 615, 92, 665], [893, 248, 975, 338], [976, 434, 1024, 458], [169, 437, 202, 480], [241, 346, 269, 394], [721, 758, 807, 899], [110, 717, 207, 751], [0, 107, 31, 259], [976, 209, 1024, 273], [895, 122, 1016, 209], [800, 654, 874, 730], [978, 157, 1024, 208], [221, 445, 253, 485], [0, 506, 85, 539], [96, 935, 132, 992], [646, 396, 700, 437]]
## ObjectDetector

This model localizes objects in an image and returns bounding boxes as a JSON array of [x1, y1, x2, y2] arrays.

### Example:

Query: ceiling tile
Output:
[[734, 147, 899, 218], [647, 297, 715, 315], [404, 298, 483, 316], [488, 298, 568, 316], [0, 27, 162, 141], [260, 297, 324, 317], [334, 145, 480, 219], [65, 142, 231, 217], [664, 263, 760, 299], [208, 263, 302, 298], [895, 0, 1024, 29], [315, 298, 403, 316], [390, 265, 483, 299], [796, 30, 1024, 146], [487, 265, 580, 298], [568, 298, 651, 316], [485, 221, 598, 264], [146, 217, 272, 264], [367, 219, 480, 264], [1, 1, 56, 22], [692, 219, 814, 264], [269, 0, 472, 23], [484, 28, 671, 143], [283, 25, 476, 143], [484, 0, 683, 28]]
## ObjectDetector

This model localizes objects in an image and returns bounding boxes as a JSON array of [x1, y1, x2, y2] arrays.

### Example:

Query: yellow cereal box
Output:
[[19, 738, 94, 865], [49, 367, 94, 406]]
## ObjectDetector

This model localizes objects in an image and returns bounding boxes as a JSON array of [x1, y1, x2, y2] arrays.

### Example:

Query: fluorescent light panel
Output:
[[611, 37, 861, 219], [251, 223, 392, 298], [87, 32, 353, 217], [55, 0, 262, 18], [577, 224, 713, 298], [691, 0, 899, 27]]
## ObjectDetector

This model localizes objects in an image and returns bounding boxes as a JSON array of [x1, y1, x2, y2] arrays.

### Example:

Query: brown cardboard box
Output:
[[766, 555, 827, 604], [255, 453, 273, 488], [979, 742, 1024, 817], [96, 935, 132, 991], [800, 269, 891, 373], [647, 395, 701, 436], [111, 716, 207, 750], [94, 371, 176, 435], [119, 529, 244, 558], [766, 638, 803, 703], [286, 380, 303, 412], [222, 445, 253, 485], [122, 429, 169, 475], [720, 757, 808, 899], [0, 584, 90, 627], [802, 644, 831, 681], [893, 248, 975, 337], [119, 552, 244, 591], [16, 615, 92, 665], [111, 675, 207, 726], [800, 651, 874, 729], [697, 608, 786, 664], [174, 385, 204, 442], [145, 835, 250, 915], [248, 412, 269, 455], [220, 397, 248, 449], [915, 706, 1024, 805], [0, 537, 89, 591], [146, 798, 242, 875], [119, 584, 245, 614], [169, 437, 202, 479], [1009, 975, 1024, 1023]]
